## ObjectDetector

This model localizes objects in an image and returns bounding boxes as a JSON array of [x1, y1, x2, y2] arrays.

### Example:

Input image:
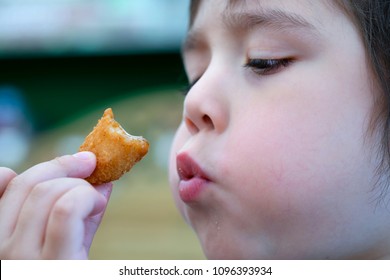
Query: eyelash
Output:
[[244, 58, 292, 76], [182, 58, 292, 96]]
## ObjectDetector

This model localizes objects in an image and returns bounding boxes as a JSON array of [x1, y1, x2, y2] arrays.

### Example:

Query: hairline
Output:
[[185, 1, 320, 54]]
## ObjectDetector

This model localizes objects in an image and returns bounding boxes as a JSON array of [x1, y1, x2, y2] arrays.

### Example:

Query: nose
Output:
[[183, 74, 228, 135]]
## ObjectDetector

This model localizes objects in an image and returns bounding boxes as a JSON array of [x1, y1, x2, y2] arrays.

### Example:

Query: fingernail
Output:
[[73, 151, 94, 160]]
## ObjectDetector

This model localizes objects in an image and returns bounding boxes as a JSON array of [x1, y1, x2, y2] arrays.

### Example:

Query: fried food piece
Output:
[[79, 108, 149, 185]]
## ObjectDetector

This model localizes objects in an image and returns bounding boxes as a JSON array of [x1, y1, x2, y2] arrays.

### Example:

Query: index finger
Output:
[[0, 152, 96, 240]]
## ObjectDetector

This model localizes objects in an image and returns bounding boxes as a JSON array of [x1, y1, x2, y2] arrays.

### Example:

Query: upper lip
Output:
[[176, 152, 210, 181]]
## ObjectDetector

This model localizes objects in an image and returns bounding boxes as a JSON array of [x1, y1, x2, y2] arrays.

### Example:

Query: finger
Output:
[[0, 152, 96, 240], [43, 185, 106, 259], [0, 167, 17, 198], [94, 182, 113, 203], [4, 152, 96, 199], [83, 182, 113, 251], [11, 178, 90, 252]]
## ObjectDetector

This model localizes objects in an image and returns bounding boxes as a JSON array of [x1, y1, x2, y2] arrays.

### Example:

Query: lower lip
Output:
[[178, 177, 209, 203]]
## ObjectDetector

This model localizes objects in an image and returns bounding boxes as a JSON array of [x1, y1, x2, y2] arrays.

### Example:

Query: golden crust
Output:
[[79, 108, 149, 185]]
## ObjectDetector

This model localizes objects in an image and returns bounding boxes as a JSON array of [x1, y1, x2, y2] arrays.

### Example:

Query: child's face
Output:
[[169, 0, 390, 259]]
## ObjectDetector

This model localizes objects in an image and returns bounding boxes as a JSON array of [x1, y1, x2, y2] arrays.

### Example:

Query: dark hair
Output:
[[333, 1, 390, 204], [189, 0, 201, 27], [188, 0, 390, 203]]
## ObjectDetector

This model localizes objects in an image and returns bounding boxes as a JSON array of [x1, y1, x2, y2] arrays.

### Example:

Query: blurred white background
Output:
[[0, 0, 189, 56]]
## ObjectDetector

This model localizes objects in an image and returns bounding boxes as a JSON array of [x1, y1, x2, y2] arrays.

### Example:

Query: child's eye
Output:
[[244, 58, 292, 75], [181, 76, 201, 96], [181, 58, 291, 95]]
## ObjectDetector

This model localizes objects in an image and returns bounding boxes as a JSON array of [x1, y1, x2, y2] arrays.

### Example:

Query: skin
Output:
[[1, 0, 390, 260], [169, 0, 390, 259], [0, 152, 112, 259]]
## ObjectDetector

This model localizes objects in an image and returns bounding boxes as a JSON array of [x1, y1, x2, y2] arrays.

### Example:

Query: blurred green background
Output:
[[0, 0, 205, 259]]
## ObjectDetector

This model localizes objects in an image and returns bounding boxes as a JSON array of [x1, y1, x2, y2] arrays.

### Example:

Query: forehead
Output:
[[185, 0, 335, 52], [190, 0, 243, 25], [190, 0, 341, 26], [187, 0, 357, 46]]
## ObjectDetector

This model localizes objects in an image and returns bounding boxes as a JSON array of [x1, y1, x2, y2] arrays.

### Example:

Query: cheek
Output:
[[221, 116, 317, 214], [220, 79, 374, 228]]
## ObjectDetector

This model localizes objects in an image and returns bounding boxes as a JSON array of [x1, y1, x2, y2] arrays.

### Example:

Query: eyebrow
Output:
[[183, 7, 320, 54], [182, 29, 203, 54], [223, 8, 319, 35]]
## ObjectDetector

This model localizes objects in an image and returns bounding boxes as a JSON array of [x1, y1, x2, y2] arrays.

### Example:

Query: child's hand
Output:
[[0, 152, 113, 259]]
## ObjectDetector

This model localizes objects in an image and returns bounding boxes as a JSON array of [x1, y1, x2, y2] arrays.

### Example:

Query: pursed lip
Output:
[[176, 152, 211, 203]]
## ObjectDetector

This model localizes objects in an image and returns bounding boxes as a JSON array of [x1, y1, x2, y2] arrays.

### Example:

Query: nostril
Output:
[[185, 118, 199, 134], [202, 115, 214, 129]]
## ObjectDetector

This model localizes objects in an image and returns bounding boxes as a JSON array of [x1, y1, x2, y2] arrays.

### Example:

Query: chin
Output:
[[196, 230, 259, 260]]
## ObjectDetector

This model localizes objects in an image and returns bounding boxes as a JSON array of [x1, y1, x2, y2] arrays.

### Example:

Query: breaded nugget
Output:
[[79, 108, 149, 185]]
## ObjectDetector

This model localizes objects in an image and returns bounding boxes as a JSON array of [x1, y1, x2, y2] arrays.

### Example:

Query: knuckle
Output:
[[27, 178, 88, 201], [29, 182, 51, 200], [50, 184, 96, 219], [52, 199, 75, 221], [3, 176, 27, 195], [51, 155, 94, 178], [51, 156, 72, 174]]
